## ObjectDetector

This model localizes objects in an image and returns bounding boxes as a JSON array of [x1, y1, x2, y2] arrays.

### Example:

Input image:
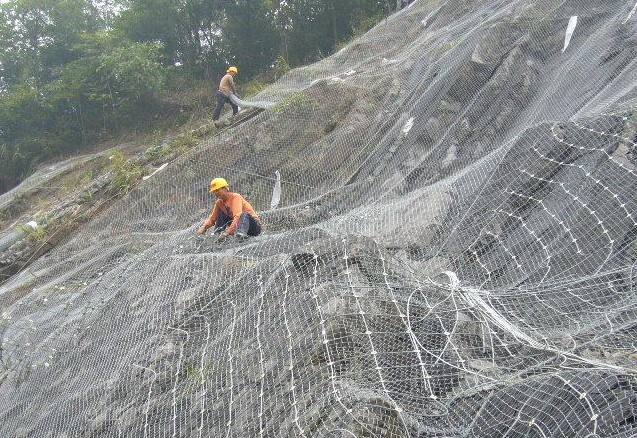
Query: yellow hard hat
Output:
[[227, 66, 238, 74], [209, 177, 229, 193]]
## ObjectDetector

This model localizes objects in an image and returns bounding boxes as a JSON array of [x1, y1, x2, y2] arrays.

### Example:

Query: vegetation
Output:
[[19, 222, 50, 242], [0, 33, 165, 192], [110, 150, 146, 192], [185, 361, 214, 386], [63, 170, 95, 194], [145, 131, 201, 162], [242, 80, 269, 99], [273, 56, 291, 80], [1, 0, 400, 194], [273, 92, 315, 114]]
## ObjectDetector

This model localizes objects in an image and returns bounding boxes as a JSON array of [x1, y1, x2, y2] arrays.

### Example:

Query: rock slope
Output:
[[1, 0, 637, 437]]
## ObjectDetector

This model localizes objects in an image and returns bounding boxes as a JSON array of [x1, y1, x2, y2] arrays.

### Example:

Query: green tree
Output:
[[0, 0, 102, 87], [0, 35, 166, 193], [48, 34, 166, 134], [0, 85, 53, 191], [115, 0, 226, 72], [269, 0, 385, 66], [223, 0, 280, 80]]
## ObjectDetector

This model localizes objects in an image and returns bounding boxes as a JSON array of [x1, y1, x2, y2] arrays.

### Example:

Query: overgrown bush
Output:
[[273, 56, 290, 79], [145, 131, 200, 163], [50, 35, 166, 132], [110, 150, 146, 192], [241, 80, 268, 98], [19, 222, 50, 243], [273, 92, 314, 114]]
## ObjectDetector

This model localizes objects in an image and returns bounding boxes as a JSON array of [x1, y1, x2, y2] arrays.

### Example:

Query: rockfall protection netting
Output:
[[229, 94, 276, 111], [2, 0, 637, 436]]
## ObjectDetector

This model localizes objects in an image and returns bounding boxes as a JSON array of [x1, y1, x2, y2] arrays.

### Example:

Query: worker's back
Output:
[[219, 74, 235, 96], [215, 192, 258, 220]]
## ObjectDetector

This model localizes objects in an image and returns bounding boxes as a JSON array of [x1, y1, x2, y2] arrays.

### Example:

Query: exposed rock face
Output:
[[1, 1, 637, 437]]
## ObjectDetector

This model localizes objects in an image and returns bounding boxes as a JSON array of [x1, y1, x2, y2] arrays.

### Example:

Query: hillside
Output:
[[1, 0, 637, 437]]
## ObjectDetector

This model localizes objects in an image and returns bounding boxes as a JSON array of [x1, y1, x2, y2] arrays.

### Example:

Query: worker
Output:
[[197, 177, 262, 239], [212, 67, 240, 122]]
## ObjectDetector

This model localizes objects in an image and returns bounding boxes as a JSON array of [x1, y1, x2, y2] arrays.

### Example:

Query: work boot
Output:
[[235, 231, 248, 241]]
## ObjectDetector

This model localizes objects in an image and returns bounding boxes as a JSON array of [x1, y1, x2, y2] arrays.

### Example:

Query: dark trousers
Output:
[[212, 92, 239, 121], [215, 211, 262, 236]]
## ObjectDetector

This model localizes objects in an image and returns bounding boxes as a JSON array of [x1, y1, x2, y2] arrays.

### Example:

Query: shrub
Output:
[[145, 131, 200, 163], [110, 150, 146, 192], [171, 132, 199, 154], [63, 170, 95, 193], [241, 80, 268, 98], [273, 92, 314, 114], [19, 222, 50, 243], [352, 12, 385, 37], [273, 55, 290, 79], [51, 38, 166, 130]]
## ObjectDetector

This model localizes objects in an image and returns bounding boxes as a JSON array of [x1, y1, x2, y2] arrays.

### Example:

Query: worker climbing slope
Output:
[[197, 178, 262, 240], [213, 67, 240, 123]]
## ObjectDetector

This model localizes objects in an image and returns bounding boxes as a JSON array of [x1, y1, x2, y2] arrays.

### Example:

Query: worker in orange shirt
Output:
[[213, 66, 240, 122], [197, 178, 262, 239]]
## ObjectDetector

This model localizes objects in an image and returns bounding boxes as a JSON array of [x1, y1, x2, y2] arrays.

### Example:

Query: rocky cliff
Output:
[[1, 1, 637, 436]]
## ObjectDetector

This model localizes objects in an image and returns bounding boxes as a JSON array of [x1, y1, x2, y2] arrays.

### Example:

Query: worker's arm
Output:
[[225, 196, 243, 235], [229, 76, 236, 93], [198, 202, 220, 234]]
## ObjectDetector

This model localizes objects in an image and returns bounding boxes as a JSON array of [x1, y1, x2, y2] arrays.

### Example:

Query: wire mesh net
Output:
[[1, 0, 637, 436]]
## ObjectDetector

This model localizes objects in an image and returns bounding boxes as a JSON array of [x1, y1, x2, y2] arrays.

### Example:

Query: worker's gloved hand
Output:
[[196, 226, 207, 235]]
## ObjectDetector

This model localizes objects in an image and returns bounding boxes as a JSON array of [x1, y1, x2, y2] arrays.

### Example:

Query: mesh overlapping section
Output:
[[1, 0, 637, 436]]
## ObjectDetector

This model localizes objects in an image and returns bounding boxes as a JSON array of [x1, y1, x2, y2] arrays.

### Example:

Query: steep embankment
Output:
[[0, 115, 247, 284], [1, 1, 637, 437]]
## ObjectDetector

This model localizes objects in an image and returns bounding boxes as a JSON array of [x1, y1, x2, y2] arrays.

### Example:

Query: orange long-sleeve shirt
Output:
[[203, 192, 259, 235]]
